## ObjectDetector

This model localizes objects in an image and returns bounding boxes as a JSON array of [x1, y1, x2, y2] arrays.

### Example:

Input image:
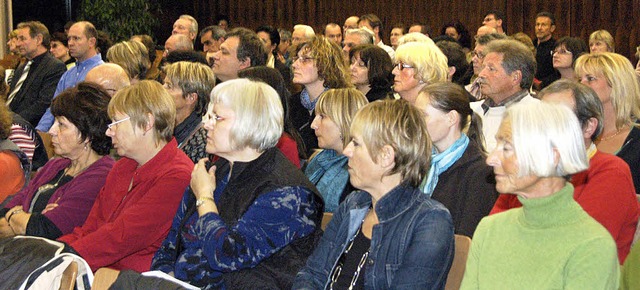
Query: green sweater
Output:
[[460, 183, 619, 289]]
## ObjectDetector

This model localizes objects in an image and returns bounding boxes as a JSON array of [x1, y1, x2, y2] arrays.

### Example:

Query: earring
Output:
[[84, 143, 88, 150]]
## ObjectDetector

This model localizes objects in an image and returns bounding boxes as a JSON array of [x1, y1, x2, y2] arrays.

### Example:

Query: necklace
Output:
[[599, 124, 629, 142], [35, 167, 69, 193]]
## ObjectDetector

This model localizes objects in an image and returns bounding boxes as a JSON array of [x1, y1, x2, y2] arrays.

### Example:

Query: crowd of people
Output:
[[0, 9, 639, 289]]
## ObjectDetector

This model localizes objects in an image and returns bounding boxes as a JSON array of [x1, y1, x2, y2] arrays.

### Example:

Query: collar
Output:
[[516, 183, 582, 228], [120, 138, 180, 182], [352, 183, 422, 222], [75, 53, 103, 68], [481, 90, 529, 114], [174, 111, 202, 146]]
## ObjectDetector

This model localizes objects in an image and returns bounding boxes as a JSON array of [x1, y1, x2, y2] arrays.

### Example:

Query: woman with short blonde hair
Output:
[[295, 99, 454, 289], [589, 29, 615, 53], [305, 88, 368, 212], [393, 41, 448, 103]]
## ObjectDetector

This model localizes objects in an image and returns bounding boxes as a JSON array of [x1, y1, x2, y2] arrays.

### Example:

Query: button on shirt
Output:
[[36, 54, 104, 131]]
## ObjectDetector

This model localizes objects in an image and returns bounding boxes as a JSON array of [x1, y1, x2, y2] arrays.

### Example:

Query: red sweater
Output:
[[58, 139, 192, 272], [490, 150, 639, 263]]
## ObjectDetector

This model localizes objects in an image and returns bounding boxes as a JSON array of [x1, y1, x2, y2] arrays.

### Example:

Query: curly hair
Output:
[[0, 102, 12, 140], [296, 35, 351, 88]]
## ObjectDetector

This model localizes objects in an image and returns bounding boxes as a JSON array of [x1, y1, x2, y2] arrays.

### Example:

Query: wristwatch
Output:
[[196, 196, 215, 208]]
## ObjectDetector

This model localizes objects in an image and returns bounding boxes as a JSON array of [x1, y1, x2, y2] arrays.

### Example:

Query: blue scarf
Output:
[[304, 149, 349, 212], [300, 87, 329, 110], [420, 134, 469, 197]]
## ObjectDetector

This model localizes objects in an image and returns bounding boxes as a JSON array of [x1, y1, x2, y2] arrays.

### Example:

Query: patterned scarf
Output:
[[300, 87, 329, 110], [420, 134, 470, 197], [304, 149, 349, 212]]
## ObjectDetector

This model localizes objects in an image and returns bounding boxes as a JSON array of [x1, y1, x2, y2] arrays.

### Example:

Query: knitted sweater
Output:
[[461, 184, 619, 289]]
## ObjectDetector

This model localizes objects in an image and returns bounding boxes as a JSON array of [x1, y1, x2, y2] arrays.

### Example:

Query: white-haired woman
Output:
[[460, 102, 619, 289], [150, 79, 323, 289], [392, 40, 448, 104]]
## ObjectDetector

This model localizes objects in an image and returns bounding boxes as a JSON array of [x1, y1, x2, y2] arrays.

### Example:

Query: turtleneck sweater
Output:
[[461, 183, 619, 289]]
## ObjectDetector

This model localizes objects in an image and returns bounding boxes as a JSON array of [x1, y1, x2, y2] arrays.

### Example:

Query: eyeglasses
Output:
[[394, 61, 414, 71], [551, 49, 572, 56], [107, 117, 130, 130], [203, 112, 225, 124], [472, 51, 485, 59], [292, 56, 315, 64]]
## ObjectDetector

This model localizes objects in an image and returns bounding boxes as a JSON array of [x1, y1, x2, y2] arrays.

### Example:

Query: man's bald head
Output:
[[476, 25, 498, 38], [85, 63, 131, 96]]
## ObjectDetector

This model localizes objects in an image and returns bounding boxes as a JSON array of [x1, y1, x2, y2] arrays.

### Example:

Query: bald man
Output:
[[85, 63, 131, 96], [476, 25, 497, 38], [164, 34, 194, 58]]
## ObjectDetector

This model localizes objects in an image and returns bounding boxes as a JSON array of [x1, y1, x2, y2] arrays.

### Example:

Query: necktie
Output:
[[6, 60, 33, 106]]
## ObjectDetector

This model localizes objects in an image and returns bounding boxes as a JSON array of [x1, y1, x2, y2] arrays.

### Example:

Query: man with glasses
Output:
[[534, 11, 560, 90], [482, 10, 506, 34], [465, 33, 507, 99]]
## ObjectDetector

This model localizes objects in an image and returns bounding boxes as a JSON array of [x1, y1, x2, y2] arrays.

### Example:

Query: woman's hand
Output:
[[42, 203, 59, 214], [191, 158, 216, 199], [0, 218, 15, 238]]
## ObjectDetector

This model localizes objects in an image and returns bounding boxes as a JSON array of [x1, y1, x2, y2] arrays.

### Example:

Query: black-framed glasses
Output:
[[472, 51, 485, 59], [394, 61, 414, 71]]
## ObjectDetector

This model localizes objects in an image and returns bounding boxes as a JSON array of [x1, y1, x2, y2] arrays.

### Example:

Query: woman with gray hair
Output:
[[150, 79, 323, 289], [461, 101, 619, 289]]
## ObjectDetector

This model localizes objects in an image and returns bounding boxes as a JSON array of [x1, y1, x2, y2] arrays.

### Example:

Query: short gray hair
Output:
[[344, 28, 374, 45], [293, 24, 315, 39], [484, 39, 536, 90], [505, 102, 588, 177], [179, 15, 198, 35], [210, 79, 283, 151]]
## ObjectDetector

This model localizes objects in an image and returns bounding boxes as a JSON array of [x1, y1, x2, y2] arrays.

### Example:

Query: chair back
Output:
[[92, 267, 121, 290], [445, 234, 472, 290], [321, 212, 333, 231], [58, 261, 77, 290]]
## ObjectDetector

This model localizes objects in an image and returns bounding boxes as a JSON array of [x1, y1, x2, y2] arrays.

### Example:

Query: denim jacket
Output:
[[293, 183, 455, 290]]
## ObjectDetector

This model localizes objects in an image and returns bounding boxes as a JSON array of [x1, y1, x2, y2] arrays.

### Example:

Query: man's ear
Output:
[[447, 66, 456, 82], [186, 92, 198, 106], [239, 57, 251, 70]]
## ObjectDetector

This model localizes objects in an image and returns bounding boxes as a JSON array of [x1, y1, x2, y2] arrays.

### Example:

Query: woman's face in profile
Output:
[[486, 118, 539, 195], [203, 102, 235, 157], [48, 116, 84, 159]]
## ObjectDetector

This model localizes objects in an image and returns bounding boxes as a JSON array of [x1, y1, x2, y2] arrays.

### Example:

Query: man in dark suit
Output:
[[7, 21, 66, 126]]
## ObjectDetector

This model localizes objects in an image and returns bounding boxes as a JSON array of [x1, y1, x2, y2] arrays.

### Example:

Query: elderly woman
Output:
[[0, 102, 28, 203], [50, 32, 75, 69], [393, 40, 448, 104], [589, 29, 615, 53], [349, 44, 394, 102], [491, 79, 639, 263], [294, 99, 454, 289], [106, 40, 151, 84], [163, 61, 215, 163], [306, 88, 368, 212], [460, 102, 619, 289], [552, 37, 588, 80], [290, 35, 351, 158], [414, 82, 498, 237], [150, 79, 323, 289], [1, 82, 114, 240], [575, 52, 640, 194], [57, 81, 193, 272], [238, 66, 304, 167]]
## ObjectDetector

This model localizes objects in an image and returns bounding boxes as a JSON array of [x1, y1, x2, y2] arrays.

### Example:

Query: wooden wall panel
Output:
[[156, 0, 640, 62]]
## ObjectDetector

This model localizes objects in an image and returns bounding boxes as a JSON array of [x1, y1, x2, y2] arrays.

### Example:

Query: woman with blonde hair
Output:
[[290, 35, 351, 157], [589, 29, 615, 53], [575, 52, 640, 194], [58, 80, 193, 272], [295, 99, 454, 289], [393, 40, 448, 104], [107, 40, 151, 83], [306, 88, 368, 212]]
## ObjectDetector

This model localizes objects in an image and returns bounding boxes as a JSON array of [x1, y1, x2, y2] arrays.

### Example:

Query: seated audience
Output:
[[238, 66, 304, 166], [294, 99, 454, 289], [349, 44, 394, 101], [389, 24, 405, 50], [460, 102, 619, 289], [393, 40, 448, 104], [491, 79, 639, 263], [552, 37, 588, 80], [290, 36, 351, 158], [149, 79, 323, 289], [163, 61, 215, 163], [107, 40, 151, 84], [0, 102, 27, 203], [589, 29, 615, 53], [57, 81, 193, 272], [414, 82, 498, 237], [575, 52, 640, 194], [1, 83, 114, 239], [306, 88, 368, 212], [440, 20, 472, 52]]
